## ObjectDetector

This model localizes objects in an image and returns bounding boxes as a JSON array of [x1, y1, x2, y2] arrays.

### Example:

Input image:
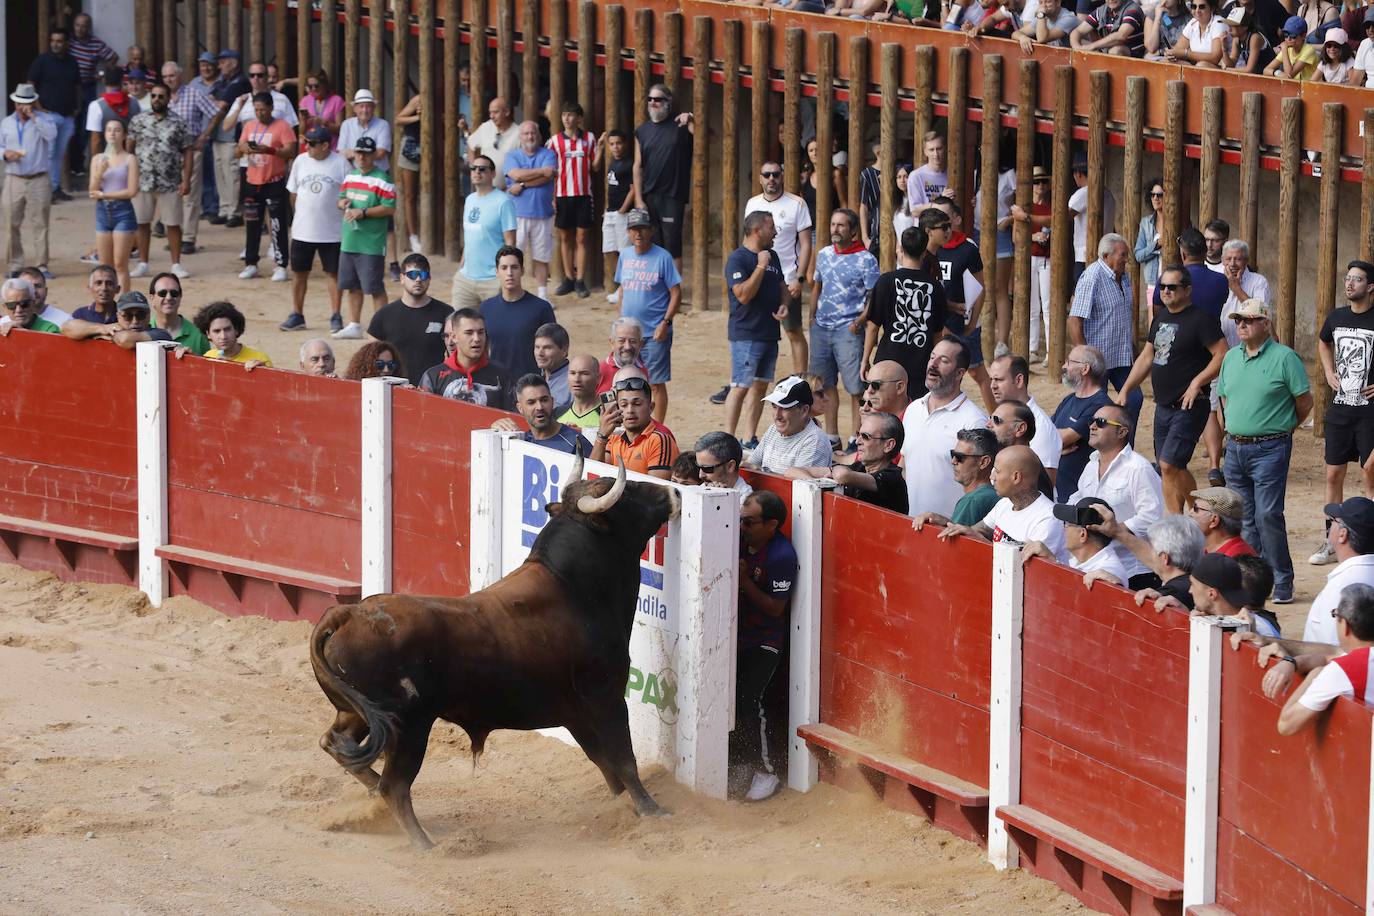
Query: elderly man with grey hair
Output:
[[694, 431, 752, 496], [1052, 344, 1116, 501], [597, 315, 646, 393], [1068, 232, 1143, 427], [1089, 508, 1205, 609], [298, 338, 337, 376], [0, 276, 61, 335]]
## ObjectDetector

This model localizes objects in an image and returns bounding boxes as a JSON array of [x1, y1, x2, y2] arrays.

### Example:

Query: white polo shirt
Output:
[[901, 391, 988, 518], [744, 191, 813, 285], [1026, 395, 1061, 471], [1070, 444, 1164, 580], [1304, 554, 1374, 645]]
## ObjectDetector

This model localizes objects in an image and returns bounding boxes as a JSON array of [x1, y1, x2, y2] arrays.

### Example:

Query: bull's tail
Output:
[[310, 606, 399, 773]]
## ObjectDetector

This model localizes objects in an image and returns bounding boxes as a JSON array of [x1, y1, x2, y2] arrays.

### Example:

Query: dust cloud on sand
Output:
[[0, 565, 1080, 914]]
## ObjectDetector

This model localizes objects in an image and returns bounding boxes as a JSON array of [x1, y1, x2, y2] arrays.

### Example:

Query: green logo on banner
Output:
[[626, 665, 679, 724]]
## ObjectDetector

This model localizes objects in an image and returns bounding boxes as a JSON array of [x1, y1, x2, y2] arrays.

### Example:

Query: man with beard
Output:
[[592, 371, 678, 479], [597, 315, 648, 392], [900, 336, 989, 517], [126, 82, 195, 282], [492, 374, 593, 456], [743, 161, 812, 384], [368, 252, 452, 386], [864, 225, 948, 397], [418, 308, 513, 408], [1052, 344, 1116, 501], [503, 121, 558, 299], [723, 210, 786, 443], [632, 84, 694, 272], [911, 427, 1002, 529], [810, 207, 879, 451]]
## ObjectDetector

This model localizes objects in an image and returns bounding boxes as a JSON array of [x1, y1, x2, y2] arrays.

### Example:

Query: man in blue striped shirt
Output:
[[1069, 232, 1143, 430]]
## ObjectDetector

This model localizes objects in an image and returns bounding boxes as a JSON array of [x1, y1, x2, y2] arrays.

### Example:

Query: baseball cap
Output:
[[124, 67, 149, 81], [116, 291, 151, 312], [1191, 553, 1249, 609], [197, 51, 217, 64], [1191, 486, 1243, 522], [1281, 15, 1307, 37], [762, 375, 814, 408], [353, 88, 376, 104], [1227, 298, 1270, 321], [1365, 6, 1374, 26], [1325, 27, 1350, 45], [354, 136, 378, 153], [217, 49, 241, 60], [625, 208, 653, 230], [1052, 496, 1114, 532], [305, 125, 333, 144], [1326, 497, 1374, 544]]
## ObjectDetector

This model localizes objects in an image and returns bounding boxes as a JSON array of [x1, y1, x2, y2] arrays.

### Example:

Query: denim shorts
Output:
[[944, 314, 984, 368], [1154, 401, 1210, 469], [808, 323, 865, 395], [95, 199, 137, 233], [641, 324, 673, 384], [730, 339, 779, 387]]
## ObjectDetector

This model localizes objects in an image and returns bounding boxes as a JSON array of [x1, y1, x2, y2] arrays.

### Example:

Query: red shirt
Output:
[[597, 352, 649, 394], [547, 130, 597, 198], [1214, 536, 1258, 558]]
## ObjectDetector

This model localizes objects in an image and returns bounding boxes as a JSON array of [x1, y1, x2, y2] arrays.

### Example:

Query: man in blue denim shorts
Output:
[[617, 208, 681, 423], [725, 210, 787, 443], [810, 207, 879, 451]]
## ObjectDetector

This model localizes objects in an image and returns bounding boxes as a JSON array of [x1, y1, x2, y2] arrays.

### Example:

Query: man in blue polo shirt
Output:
[[491, 374, 593, 456], [725, 210, 786, 443], [503, 121, 558, 300], [617, 208, 681, 423]]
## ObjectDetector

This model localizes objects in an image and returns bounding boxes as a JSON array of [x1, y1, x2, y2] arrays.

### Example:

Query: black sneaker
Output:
[[575, 280, 590, 298], [180, 241, 198, 255], [279, 312, 307, 331], [554, 278, 576, 296], [52, 189, 74, 203], [329, 312, 344, 333], [207, 214, 227, 225], [389, 261, 401, 282], [708, 384, 730, 405], [152, 221, 166, 238], [225, 216, 243, 228]]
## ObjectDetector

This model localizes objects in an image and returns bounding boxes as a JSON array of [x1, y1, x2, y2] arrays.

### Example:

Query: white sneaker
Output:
[[170, 262, 191, 279], [409, 234, 423, 254], [238, 264, 259, 279], [1310, 542, 1337, 565], [332, 322, 364, 340], [238, 248, 246, 260], [267, 241, 278, 262], [537, 286, 548, 300], [271, 267, 289, 282], [129, 261, 150, 278], [606, 288, 620, 304], [744, 771, 780, 802]]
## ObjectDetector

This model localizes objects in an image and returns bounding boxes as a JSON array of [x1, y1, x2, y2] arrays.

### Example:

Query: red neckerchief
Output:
[[442, 352, 489, 387], [942, 231, 969, 250], [834, 239, 867, 255], [101, 91, 131, 119]]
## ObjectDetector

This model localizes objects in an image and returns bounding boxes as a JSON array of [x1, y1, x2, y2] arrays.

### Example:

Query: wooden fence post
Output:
[[421, 0, 440, 256], [1161, 81, 1186, 274], [136, 0, 155, 64], [206, 0, 219, 64], [393, 0, 411, 241], [497, 0, 514, 106], [1048, 65, 1073, 374], [815, 33, 836, 277], [751, 21, 769, 177], [913, 45, 934, 163], [369, 0, 385, 105], [319, 0, 335, 78], [784, 29, 804, 195], [161, 0, 177, 66], [880, 43, 900, 273], [344, 0, 360, 102], [1239, 92, 1261, 270], [605, 5, 624, 135], [1314, 103, 1343, 437], [470, 0, 489, 131], [1362, 109, 1374, 263], [227, 0, 242, 52], [722, 18, 741, 286], [847, 37, 866, 211], [298, 0, 312, 88], [1277, 97, 1301, 351], [250, 0, 265, 65], [664, 12, 683, 103], [1012, 59, 1036, 359], [183, 0, 199, 75], [552, 0, 570, 123], [1199, 87, 1222, 229], [276, 0, 290, 71], [692, 16, 712, 310], [979, 55, 1002, 364], [1086, 70, 1108, 261], [1124, 77, 1146, 342], [523, 0, 540, 122], [634, 9, 653, 118], [948, 47, 969, 214]]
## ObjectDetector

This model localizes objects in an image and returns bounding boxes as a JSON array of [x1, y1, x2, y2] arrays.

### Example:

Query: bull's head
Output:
[[551, 456, 681, 541]]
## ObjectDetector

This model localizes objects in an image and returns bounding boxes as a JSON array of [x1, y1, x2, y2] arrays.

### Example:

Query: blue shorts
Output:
[[730, 339, 779, 387], [641, 325, 673, 384], [808, 323, 865, 396], [944, 314, 985, 368], [996, 227, 1013, 259], [1154, 401, 1209, 469], [95, 199, 137, 233]]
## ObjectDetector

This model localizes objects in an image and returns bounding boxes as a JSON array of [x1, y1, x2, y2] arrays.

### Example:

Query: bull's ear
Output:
[[545, 501, 564, 517]]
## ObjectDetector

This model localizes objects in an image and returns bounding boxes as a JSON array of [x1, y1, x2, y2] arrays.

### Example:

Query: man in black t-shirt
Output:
[[602, 129, 634, 304], [632, 85, 694, 267], [725, 211, 787, 442], [1116, 264, 1227, 512], [786, 411, 909, 514], [864, 227, 948, 397], [367, 253, 453, 386], [1313, 259, 1374, 565]]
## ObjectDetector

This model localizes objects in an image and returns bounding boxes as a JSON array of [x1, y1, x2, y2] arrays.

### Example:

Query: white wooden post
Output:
[[1184, 615, 1233, 907], [135, 341, 176, 606], [468, 429, 507, 591], [360, 377, 405, 598], [672, 484, 738, 799], [987, 542, 1025, 871], [788, 479, 825, 792]]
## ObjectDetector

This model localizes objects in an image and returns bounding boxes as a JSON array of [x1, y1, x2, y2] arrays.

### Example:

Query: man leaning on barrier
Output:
[[786, 411, 908, 515], [491, 374, 592, 457], [1022, 496, 1130, 589], [61, 290, 174, 349]]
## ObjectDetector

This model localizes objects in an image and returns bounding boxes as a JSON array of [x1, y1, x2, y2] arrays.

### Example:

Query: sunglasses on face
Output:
[[1150, 191, 1164, 198], [930, 222, 951, 231], [761, 170, 781, 178], [1234, 316, 1266, 325], [306, 82, 320, 89], [375, 359, 398, 371], [153, 288, 181, 298], [949, 450, 976, 463], [698, 462, 729, 475], [613, 376, 651, 393], [865, 379, 889, 390], [1158, 283, 1188, 292], [404, 270, 430, 280], [4, 298, 34, 309], [470, 165, 491, 173], [249, 71, 267, 78], [990, 414, 1010, 425], [647, 96, 669, 104], [1090, 416, 1129, 429]]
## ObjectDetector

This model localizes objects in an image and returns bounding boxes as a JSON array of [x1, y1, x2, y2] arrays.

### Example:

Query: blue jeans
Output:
[[1106, 365, 1143, 447], [1224, 434, 1294, 597], [201, 147, 219, 216], [41, 113, 76, 192]]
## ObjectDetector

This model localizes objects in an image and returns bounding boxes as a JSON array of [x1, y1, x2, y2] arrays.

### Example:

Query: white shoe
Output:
[[271, 267, 289, 282], [1310, 542, 1337, 565], [332, 322, 364, 340], [238, 248, 246, 260], [238, 264, 259, 279], [409, 234, 423, 254], [606, 289, 620, 304], [267, 242, 278, 262], [129, 261, 149, 278], [537, 286, 548, 300], [745, 771, 781, 802], [170, 262, 191, 279]]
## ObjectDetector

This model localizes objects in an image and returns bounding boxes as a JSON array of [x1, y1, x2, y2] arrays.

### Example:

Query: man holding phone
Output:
[[235, 92, 296, 282], [1023, 497, 1131, 588]]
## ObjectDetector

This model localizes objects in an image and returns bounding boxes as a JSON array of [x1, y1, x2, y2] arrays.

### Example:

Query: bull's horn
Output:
[[569, 451, 585, 483], [578, 459, 627, 514]]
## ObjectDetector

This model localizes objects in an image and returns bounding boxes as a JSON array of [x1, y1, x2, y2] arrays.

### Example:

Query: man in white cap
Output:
[[746, 376, 834, 473], [338, 89, 392, 172], [1, 84, 57, 277]]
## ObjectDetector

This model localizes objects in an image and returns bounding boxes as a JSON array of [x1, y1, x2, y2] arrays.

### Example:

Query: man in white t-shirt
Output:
[[901, 336, 989, 517], [467, 96, 521, 182], [337, 89, 392, 171], [1067, 156, 1117, 273], [280, 125, 351, 332], [941, 444, 1067, 562], [744, 160, 813, 375], [1277, 582, 1374, 736]]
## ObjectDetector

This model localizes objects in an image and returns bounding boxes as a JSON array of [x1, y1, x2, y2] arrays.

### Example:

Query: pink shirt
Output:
[[301, 94, 344, 149]]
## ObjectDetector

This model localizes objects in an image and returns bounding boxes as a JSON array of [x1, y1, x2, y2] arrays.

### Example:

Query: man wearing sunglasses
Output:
[[61, 290, 174, 348], [744, 160, 812, 380], [988, 354, 1061, 482], [147, 271, 209, 354], [367, 253, 451, 387], [14, 266, 71, 328], [1214, 299, 1311, 604], [450, 154, 516, 311], [787, 412, 908, 515], [913, 427, 1001, 530], [127, 81, 195, 282], [0, 277, 60, 336], [632, 84, 694, 271], [693, 431, 752, 496], [591, 371, 678, 479], [281, 125, 350, 332], [862, 361, 912, 418], [938, 445, 1067, 562]]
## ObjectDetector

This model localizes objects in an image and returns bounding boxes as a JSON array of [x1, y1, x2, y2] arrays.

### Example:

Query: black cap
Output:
[[354, 136, 378, 153], [1327, 498, 1374, 545], [762, 375, 814, 408], [116, 291, 151, 312], [1052, 496, 1114, 533], [1191, 553, 1249, 609]]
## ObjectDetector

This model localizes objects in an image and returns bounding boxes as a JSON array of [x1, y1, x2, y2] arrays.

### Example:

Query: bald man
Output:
[[939, 444, 1068, 562], [558, 354, 607, 430], [864, 360, 912, 417], [468, 96, 520, 181]]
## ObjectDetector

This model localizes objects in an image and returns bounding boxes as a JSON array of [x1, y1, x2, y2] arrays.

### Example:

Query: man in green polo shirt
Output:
[[149, 271, 210, 354], [0, 276, 60, 335], [1216, 298, 1313, 604]]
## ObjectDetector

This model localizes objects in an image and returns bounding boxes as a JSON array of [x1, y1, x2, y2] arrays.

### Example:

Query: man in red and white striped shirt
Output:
[[546, 102, 601, 299]]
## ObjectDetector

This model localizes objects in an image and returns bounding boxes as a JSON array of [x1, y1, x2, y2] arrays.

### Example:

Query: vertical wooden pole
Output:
[[250, 0, 265, 65], [948, 47, 970, 214], [751, 21, 769, 180], [1277, 97, 1300, 350], [604, 6, 624, 136], [38, 0, 52, 54], [577, 1, 595, 129], [1161, 81, 1185, 273], [1362, 108, 1374, 262], [470, 0, 488, 126], [979, 55, 1002, 361], [1086, 71, 1108, 260], [815, 32, 836, 274], [1012, 59, 1036, 359], [421, 0, 441, 257], [1199, 87, 1222, 229], [184, 0, 200, 74], [664, 13, 683, 103], [691, 16, 712, 310], [722, 19, 741, 297], [137, 0, 155, 64], [161, 0, 177, 66], [784, 29, 803, 195], [1123, 77, 1145, 342], [369, 0, 385, 103], [205, 0, 219, 61], [276, 0, 291, 71], [319, 0, 335, 78], [847, 36, 866, 210], [1048, 65, 1073, 374], [227, 0, 243, 53], [913, 45, 934, 163], [1239, 92, 1261, 269], [344, 0, 361, 101], [634, 9, 653, 117], [393, 0, 410, 122], [879, 43, 900, 273], [551, 0, 569, 124], [299, 0, 313, 104], [497, 0, 514, 106], [1313, 103, 1343, 436], [523, 0, 540, 122]]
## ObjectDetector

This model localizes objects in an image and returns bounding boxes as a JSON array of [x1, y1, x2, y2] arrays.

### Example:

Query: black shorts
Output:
[[290, 240, 340, 274], [643, 190, 686, 259], [1324, 408, 1374, 466], [1153, 401, 1210, 469], [554, 195, 594, 230]]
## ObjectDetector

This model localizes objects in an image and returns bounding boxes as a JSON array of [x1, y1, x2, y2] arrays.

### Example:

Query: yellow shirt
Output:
[[1278, 43, 1321, 81], [206, 345, 274, 366]]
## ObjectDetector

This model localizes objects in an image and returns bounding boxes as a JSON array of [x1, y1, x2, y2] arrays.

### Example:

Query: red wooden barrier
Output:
[[162, 358, 362, 621], [1213, 643, 1370, 915], [0, 331, 138, 585]]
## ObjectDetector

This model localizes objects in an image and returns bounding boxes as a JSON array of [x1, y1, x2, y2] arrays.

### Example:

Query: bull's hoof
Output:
[[634, 799, 671, 819]]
